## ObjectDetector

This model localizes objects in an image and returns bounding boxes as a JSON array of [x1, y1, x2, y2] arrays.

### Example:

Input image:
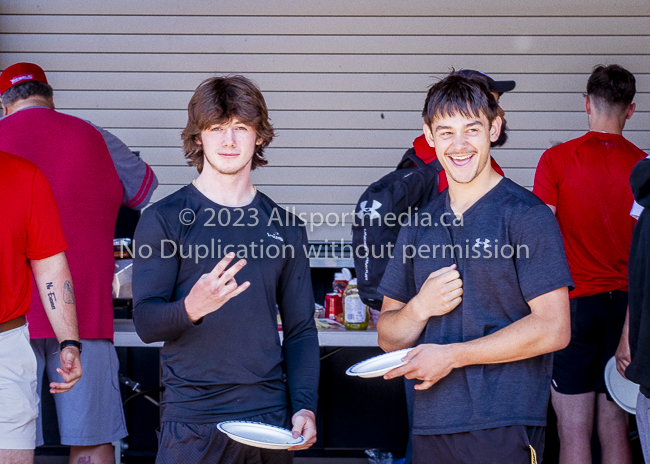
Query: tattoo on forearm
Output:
[[77, 457, 95, 464], [63, 280, 75, 305], [46, 282, 53, 290], [47, 291, 57, 310]]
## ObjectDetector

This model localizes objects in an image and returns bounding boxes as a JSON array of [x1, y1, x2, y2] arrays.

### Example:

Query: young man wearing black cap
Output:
[[408, 69, 515, 188], [399, 69, 515, 464], [377, 71, 572, 463]]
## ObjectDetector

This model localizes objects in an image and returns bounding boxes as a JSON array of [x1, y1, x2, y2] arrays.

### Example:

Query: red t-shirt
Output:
[[412, 134, 504, 191], [0, 108, 123, 338], [533, 131, 646, 298], [0, 151, 68, 324]]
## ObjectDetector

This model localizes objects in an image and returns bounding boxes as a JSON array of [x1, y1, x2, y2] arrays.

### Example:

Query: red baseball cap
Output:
[[0, 62, 48, 95]]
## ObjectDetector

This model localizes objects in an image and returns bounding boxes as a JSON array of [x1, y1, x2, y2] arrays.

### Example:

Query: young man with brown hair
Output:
[[377, 72, 572, 463], [534, 64, 645, 464], [133, 75, 319, 463]]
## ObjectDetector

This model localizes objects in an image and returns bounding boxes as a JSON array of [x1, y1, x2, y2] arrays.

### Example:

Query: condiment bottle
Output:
[[332, 267, 352, 294], [343, 278, 369, 331]]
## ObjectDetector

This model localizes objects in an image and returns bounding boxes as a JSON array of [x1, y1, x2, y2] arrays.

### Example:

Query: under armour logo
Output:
[[475, 238, 491, 249], [357, 200, 382, 220]]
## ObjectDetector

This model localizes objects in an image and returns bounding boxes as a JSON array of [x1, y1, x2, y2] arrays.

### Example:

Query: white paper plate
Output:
[[604, 356, 640, 415], [346, 348, 414, 378], [217, 421, 304, 450]]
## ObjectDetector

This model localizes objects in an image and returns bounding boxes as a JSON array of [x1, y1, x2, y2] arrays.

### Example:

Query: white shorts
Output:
[[32, 338, 128, 446], [0, 324, 38, 450]]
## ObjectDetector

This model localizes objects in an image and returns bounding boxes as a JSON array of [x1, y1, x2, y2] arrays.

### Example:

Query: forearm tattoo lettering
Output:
[[47, 291, 57, 310]]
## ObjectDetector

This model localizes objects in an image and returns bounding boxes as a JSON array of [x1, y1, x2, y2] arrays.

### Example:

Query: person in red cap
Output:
[[0, 62, 158, 464], [534, 64, 644, 464], [0, 151, 82, 464]]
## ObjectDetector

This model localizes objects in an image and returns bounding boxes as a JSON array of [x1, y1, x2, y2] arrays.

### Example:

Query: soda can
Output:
[[324, 293, 342, 321]]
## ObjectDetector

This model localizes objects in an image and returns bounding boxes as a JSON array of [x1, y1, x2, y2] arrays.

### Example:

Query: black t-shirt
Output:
[[379, 177, 573, 435], [133, 184, 319, 423]]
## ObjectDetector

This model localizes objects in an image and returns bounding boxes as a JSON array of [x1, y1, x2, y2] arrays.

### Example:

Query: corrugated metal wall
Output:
[[1, 1, 649, 240]]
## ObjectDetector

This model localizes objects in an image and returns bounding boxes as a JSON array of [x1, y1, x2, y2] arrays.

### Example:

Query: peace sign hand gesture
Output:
[[184, 252, 250, 322]]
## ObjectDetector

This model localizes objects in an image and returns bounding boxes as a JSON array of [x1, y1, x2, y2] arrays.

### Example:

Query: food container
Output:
[[324, 293, 343, 322]]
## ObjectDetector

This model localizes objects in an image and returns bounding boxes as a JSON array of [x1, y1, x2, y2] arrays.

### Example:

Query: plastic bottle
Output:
[[343, 278, 369, 330], [332, 268, 352, 294]]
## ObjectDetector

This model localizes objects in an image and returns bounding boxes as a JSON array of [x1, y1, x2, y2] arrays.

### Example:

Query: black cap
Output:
[[457, 69, 516, 94]]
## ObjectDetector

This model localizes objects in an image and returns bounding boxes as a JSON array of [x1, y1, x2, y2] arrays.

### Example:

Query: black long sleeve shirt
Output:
[[132, 185, 319, 423], [626, 159, 650, 396]]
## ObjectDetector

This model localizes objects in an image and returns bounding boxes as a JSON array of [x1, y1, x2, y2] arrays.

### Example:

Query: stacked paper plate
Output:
[[346, 348, 413, 378], [604, 357, 640, 415], [217, 421, 304, 450]]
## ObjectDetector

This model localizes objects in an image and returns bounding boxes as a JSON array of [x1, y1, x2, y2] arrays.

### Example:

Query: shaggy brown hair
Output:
[[422, 71, 499, 129], [182, 75, 275, 173]]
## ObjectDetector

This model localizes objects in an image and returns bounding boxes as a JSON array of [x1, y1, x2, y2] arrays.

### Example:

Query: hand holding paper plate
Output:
[[346, 348, 414, 378], [604, 356, 640, 415], [217, 421, 305, 450]]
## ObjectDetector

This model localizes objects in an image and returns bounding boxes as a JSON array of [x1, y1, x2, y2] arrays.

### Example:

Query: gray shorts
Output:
[[32, 338, 128, 446], [156, 409, 293, 464]]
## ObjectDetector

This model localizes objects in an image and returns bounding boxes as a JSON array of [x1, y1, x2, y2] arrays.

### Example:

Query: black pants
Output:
[[156, 409, 293, 464], [413, 425, 545, 464]]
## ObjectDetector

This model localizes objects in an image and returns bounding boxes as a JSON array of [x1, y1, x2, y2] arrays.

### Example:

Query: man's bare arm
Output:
[[385, 287, 571, 389], [377, 297, 427, 352], [451, 286, 570, 364], [31, 251, 82, 393], [377, 265, 463, 352]]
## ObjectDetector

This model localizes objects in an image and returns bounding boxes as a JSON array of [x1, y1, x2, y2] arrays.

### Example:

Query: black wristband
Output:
[[60, 340, 82, 353]]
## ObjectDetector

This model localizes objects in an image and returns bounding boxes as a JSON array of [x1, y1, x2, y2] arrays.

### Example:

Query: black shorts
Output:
[[552, 291, 628, 395], [412, 425, 544, 464], [156, 409, 293, 464]]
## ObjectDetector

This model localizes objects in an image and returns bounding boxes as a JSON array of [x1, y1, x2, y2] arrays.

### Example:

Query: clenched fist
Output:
[[412, 264, 463, 320]]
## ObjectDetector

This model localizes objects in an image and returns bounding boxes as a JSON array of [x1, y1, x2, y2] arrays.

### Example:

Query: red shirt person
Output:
[[533, 65, 644, 464], [0, 151, 81, 463], [0, 62, 157, 464]]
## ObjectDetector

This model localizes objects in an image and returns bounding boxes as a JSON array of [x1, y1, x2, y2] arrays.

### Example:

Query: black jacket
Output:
[[625, 158, 650, 396]]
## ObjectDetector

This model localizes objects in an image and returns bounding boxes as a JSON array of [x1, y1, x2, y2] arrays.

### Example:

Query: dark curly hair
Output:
[[181, 75, 275, 173]]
